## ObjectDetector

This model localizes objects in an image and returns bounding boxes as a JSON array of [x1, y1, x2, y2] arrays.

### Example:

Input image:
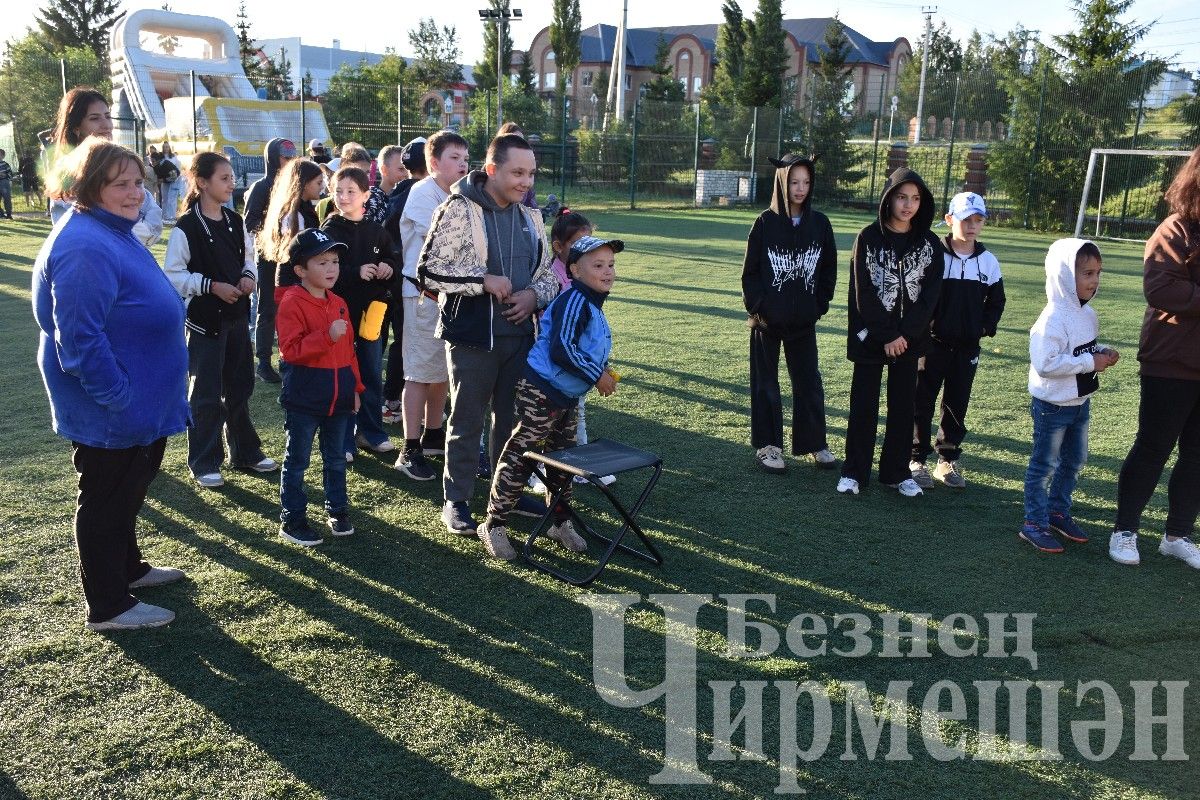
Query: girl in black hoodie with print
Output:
[[741, 154, 839, 474], [321, 165, 399, 460], [838, 167, 943, 497]]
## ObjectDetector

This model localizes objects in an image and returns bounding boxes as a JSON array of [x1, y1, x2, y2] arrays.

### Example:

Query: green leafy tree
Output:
[[895, 20, 963, 126], [590, 67, 609, 121], [1180, 77, 1200, 148], [472, 0, 513, 92], [0, 32, 107, 154], [955, 30, 1010, 127], [808, 17, 862, 199], [235, 0, 261, 80], [705, 0, 746, 107], [739, 0, 787, 107], [549, 0, 581, 100], [991, 0, 1164, 228], [408, 18, 464, 89], [323, 53, 419, 150], [36, 0, 122, 62], [463, 81, 550, 152], [642, 36, 685, 102]]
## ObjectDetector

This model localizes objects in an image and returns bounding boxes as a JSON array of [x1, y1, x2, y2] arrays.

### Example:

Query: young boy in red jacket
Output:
[[275, 229, 364, 546]]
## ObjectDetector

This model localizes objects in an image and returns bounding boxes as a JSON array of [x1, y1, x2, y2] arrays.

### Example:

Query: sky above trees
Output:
[[7, 0, 1198, 72]]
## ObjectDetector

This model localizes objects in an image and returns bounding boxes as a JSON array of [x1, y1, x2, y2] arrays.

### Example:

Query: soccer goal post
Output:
[[1074, 148, 1194, 242]]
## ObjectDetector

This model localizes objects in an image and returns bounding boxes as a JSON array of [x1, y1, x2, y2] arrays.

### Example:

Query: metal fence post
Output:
[[869, 74, 885, 200], [749, 106, 758, 200], [300, 95, 306, 149], [629, 99, 639, 210], [692, 102, 700, 208], [942, 75, 961, 208], [397, 85, 403, 142], [190, 70, 197, 153], [560, 92, 568, 203], [1023, 62, 1049, 230]]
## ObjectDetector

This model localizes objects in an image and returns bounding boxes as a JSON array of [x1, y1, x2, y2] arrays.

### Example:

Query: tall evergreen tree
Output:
[[549, 0, 582, 99], [740, 0, 788, 107], [1053, 0, 1152, 69], [235, 1, 263, 84], [895, 21, 962, 123], [591, 67, 610, 122], [517, 51, 537, 96], [472, 0, 514, 92], [706, 0, 746, 106], [808, 16, 860, 198], [643, 35, 685, 102], [36, 0, 122, 62]]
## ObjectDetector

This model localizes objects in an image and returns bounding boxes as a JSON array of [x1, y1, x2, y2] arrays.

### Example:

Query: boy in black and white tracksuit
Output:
[[910, 192, 1006, 489]]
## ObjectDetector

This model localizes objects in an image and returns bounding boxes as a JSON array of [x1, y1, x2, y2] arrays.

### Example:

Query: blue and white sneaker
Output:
[[1019, 522, 1063, 553]]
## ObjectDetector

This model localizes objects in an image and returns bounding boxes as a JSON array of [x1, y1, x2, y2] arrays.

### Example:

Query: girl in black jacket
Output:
[[839, 167, 943, 497], [741, 154, 838, 474], [321, 165, 399, 460]]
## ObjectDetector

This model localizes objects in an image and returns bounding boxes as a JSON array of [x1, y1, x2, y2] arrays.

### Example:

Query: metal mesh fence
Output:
[[2, 52, 1194, 235]]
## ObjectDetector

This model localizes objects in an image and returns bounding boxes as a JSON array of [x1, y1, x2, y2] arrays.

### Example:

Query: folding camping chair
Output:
[[522, 439, 664, 587]]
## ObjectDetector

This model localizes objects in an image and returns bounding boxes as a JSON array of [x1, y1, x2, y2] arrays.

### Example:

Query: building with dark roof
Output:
[[522, 19, 911, 122]]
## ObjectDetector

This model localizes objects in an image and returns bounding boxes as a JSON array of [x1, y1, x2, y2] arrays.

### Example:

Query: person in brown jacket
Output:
[[1110, 146, 1200, 568]]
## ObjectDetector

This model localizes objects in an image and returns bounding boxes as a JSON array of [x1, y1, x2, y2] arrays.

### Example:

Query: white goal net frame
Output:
[[1074, 148, 1194, 242]]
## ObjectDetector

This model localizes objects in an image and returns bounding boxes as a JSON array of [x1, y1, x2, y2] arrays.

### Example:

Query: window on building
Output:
[[582, 71, 593, 88], [624, 73, 631, 90], [546, 50, 555, 61], [545, 72, 556, 89], [693, 76, 702, 94]]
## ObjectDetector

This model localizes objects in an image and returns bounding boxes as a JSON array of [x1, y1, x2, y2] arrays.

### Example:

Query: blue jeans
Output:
[[1024, 397, 1090, 527], [281, 409, 351, 524], [345, 335, 386, 452]]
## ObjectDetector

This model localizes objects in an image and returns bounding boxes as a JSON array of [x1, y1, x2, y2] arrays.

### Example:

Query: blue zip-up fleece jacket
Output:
[[525, 279, 612, 409], [33, 206, 190, 448]]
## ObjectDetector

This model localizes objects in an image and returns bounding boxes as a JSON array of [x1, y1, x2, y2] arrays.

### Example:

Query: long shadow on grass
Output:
[[0, 771, 31, 799]]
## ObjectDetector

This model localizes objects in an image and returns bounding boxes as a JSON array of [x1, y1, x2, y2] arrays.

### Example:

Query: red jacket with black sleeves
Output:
[[276, 285, 364, 416]]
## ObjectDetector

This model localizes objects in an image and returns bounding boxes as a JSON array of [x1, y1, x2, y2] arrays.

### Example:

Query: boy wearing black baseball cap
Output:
[[275, 229, 364, 547], [475, 235, 623, 560]]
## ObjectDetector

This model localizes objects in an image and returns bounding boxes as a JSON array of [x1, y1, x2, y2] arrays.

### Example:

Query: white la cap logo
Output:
[[312, 230, 330, 243]]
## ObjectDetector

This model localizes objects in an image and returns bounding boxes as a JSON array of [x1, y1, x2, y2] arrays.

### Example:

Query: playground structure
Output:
[[108, 8, 330, 161]]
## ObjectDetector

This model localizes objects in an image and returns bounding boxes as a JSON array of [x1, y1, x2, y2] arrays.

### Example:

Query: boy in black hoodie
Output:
[[910, 192, 1005, 490], [741, 153, 838, 473], [839, 168, 943, 497]]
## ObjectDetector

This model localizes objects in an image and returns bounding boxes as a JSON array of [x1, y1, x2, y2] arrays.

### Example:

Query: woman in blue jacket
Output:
[[33, 139, 190, 631]]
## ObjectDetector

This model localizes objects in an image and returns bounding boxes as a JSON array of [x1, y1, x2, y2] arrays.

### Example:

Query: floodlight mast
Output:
[[479, 5, 522, 128]]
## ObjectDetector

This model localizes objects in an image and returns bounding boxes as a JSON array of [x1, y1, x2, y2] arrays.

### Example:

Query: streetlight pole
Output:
[[479, 4, 522, 129]]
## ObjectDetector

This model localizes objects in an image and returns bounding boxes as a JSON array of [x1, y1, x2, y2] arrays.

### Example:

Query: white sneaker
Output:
[[356, 435, 396, 454], [548, 519, 587, 552], [244, 457, 278, 473], [836, 477, 860, 495], [756, 445, 786, 474], [85, 601, 175, 631], [1159, 536, 1200, 568], [129, 566, 186, 589], [344, 451, 355, 464], [888, 478, 924, 497], [1108, 531, 1140, 565], [934, 459, 966, 488], [195, 472, 224, 488], [908, 460, 935, 489], [808, 449, 837, 469]]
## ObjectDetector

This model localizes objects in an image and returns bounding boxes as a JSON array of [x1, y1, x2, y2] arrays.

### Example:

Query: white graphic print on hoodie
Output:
[[1028, 238, 1104, 407]]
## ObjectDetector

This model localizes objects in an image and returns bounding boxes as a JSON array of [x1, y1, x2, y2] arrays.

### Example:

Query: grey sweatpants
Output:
[[443, 335, 533, 503]]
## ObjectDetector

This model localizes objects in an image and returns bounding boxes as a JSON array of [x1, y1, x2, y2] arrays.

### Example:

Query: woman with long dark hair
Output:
[[163, 151, 277, 488], [1110, 146, 1200, 568], [33, 138, 189, 630], [45, 87, 163, 245]]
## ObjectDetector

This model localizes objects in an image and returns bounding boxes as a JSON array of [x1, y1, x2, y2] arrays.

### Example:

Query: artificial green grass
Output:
[[0, 208, 1195, 799]]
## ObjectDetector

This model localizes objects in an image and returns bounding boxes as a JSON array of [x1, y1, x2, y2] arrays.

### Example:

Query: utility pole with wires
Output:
[[914, 6, 937, 144]]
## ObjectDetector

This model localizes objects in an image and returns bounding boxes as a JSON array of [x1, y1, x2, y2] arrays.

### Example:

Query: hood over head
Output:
[[453, 169, 504, 211], [1044, 237, 1097, 308], [877, 167, 935, 233], [768, 153, 816, 217], [263, 137, 297, 180]]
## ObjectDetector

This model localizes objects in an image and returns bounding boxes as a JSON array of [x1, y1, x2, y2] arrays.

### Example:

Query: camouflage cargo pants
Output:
[[486, 378, 579, 526]]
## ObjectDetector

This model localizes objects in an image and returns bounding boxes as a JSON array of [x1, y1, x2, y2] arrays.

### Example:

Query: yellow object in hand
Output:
[[608, 368, 621, 383]]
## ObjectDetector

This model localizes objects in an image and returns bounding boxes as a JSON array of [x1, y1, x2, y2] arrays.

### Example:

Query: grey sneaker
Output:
[[908, 460, 935, 490], [548, 519, 587, 552], [86, 601, 175, 631], [808, 449, 838, 469], [128, 566, 186, 589], [477, 522, 517, 560], [195, 472, 224, 488], [934, 459, 966, 489], [756, 445, 786, 474]]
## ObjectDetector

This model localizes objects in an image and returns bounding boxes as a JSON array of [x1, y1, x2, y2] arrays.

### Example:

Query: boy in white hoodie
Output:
[[1020, 239, 1120, 552]]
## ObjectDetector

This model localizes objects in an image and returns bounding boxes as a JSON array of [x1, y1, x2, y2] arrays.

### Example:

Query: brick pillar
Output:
[[888, 141, 909, 173], [964, 144, 988, 196]]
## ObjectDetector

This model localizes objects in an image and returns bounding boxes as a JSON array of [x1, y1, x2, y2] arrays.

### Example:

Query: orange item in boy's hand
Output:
[[608, 368, 621, 382]]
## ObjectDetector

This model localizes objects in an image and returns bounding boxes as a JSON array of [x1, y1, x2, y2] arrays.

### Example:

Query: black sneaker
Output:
[[420, 426, 446, 456], [442, 501, 478, 535], [512, 494, 548, 518], [395, 447, 436, 481], [280, 519, 323, 547], [328, 513, 355, 537], [256, 361, 282, 384]]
